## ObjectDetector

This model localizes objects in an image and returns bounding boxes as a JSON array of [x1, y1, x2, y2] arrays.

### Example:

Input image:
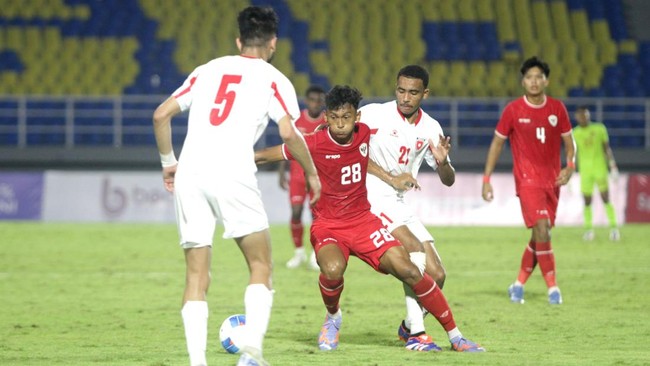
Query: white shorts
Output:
[[174, 172, 269, 247], [369, 194, 434, 244]]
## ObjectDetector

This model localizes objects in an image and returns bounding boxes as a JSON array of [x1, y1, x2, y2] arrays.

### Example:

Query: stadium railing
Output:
[[1, 95, 648, 150]]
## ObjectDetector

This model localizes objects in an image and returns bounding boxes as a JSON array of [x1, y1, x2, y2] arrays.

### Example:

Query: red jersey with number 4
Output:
[[283, 122, 371, 220], [172, 55, 300, 178], [289, 109, 325, 178], [495, 95, 572, 190]]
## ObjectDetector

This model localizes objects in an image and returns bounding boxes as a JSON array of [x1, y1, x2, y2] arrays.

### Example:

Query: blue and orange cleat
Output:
[[508, 283, 525, 304], [548, 288, 563, 305], [397, 320, 410, 343], [318, 310, 342, 351], [450, 336, 485, 352], [405, 334, 442, 352]]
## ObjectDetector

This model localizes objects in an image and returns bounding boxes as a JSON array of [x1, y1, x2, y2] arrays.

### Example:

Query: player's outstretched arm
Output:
[[367, 159, 420, 191], [482, 134, 506, 202], [277, 115, 321, 204], [603, 139, 619, 180], [254, 145, 285, 165], [153, 96, 182, 193], [556, 133, 576, 186]]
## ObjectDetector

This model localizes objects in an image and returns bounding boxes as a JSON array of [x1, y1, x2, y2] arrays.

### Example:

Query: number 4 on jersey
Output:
[[536, 127, 546, 144], [210, 75, 242, 126]]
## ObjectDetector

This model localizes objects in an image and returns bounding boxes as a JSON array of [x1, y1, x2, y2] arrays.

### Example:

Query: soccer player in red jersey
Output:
[[482, 56, 576, 305], [277, 85, 326, 270], [256, 85, 484, 352]]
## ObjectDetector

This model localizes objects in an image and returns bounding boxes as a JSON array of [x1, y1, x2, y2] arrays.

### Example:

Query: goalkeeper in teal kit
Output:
[[573, 106, 620, 241]]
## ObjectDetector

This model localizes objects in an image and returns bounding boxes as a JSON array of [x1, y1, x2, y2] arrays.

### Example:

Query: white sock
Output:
[[548, 286, 560, 295], [447, 327, 462, 341], [181, 301, 208, 366], [514, 280, 524, 287], [244, 284, 274, 352], [403, 283, 425, 335], [327, 308, 342, 320], [295, 247, 305, 256]]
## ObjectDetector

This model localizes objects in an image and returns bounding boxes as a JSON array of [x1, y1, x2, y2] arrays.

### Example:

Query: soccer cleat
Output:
[[548, 288, 563, 305], [237, 347, 269, 366], [397, 320, 410, 343], [286, 251, 307, 269], [508, 283, 524, 304], [609, 228, 621, 241], [405, 334, 442, 352], [308, 251, 320, 271], [583, 230, 595, 241], [450, 336, 485, 352], [318, 310, 342, 351]]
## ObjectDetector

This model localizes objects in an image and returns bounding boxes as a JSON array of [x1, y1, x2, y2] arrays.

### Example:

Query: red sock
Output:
[[517, 241, 537, 285], [535, 242, 557, 288], [411, 273, 456, 332], [290, 218, 303, 248], [319, 274, 344, 315]]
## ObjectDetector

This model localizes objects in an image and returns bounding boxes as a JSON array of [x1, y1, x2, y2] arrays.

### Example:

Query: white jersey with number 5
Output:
[[173, 55, 300, 178], [360, 101, 447, 198]]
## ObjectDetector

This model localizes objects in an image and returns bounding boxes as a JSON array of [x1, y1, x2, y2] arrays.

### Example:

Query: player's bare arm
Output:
[[278, 115, 321, 204], [254, 145, 285, 165], [428, 135, 455, 187], [367, 159, 420, 191], [153, 96, 182, 193], [482, 134, 507, 202], [556, 133, 576, 186]]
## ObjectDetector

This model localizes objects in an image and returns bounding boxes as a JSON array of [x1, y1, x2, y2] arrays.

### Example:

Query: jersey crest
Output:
[[548, 115, 558, 127], [416, 138, 426, 150], [359, 142, 368, 157]]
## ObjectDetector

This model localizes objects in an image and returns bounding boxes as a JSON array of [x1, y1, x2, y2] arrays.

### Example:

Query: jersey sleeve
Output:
[[495, 104, 513, 138], [172, 66, 202, 112], [600, 124, 609, 143], [558, 102, 572, 135], [268, 74, 300, 124]]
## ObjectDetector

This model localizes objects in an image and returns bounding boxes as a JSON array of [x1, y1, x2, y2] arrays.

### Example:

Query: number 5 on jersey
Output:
[[210, 75, 242, 126]]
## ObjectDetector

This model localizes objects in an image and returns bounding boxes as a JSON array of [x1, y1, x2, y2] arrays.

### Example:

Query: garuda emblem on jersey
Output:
[[416, 138, 426, 150], [359, 143, 368, 157], [548, 115, 558, 127]]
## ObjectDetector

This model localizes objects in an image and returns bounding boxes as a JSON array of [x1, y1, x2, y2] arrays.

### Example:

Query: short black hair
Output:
[[520, 56, 550, 77], [576, 105, 590, 112], [305, 85, 325, 97], [397, 65, 429, 88], [237, 6, 278, 47], [326, 85, 363, 111]]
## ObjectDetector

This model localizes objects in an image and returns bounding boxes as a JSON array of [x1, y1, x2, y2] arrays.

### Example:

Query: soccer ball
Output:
[[219, 314, 246, 354]]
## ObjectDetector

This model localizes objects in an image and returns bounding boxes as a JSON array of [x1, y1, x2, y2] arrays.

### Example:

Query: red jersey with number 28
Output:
[[283, 122, 371, 220], [495, 96, 572, 190]]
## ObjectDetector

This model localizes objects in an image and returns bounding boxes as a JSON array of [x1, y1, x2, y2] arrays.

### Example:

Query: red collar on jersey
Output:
[[396, 104, 423, 126], [239, 54, 260, 59]]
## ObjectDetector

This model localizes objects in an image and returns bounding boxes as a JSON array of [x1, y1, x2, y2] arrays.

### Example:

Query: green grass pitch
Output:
[[1, 223, 649, 365]]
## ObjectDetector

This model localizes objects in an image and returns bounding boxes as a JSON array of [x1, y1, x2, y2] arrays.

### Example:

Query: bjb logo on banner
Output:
[[0, 173, 44, 220]]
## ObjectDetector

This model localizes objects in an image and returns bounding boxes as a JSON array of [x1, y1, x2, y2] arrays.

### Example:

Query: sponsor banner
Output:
[[42, 171, 176, 222], [41, 171, 291, 223], [38, 171, 627, 225], [625, 174, 650, 223], [0, 172, 44, 220], [404, 172, 627, 226]]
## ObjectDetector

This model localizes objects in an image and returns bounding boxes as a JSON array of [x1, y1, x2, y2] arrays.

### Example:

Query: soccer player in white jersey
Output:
[[152, 7, 320, 366], [361, 65, 483, 352]]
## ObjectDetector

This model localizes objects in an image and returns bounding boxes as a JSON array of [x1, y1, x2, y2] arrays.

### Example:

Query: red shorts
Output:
[[288, 173, 313, 206], [310, 211, 401, 273], [517, 186, 560, 228]]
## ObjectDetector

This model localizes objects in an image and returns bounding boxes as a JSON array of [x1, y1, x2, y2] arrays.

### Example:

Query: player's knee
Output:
[[430, 267, 446, 288], [319, 259, 345, 279], [396, 262, 422, 285]]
